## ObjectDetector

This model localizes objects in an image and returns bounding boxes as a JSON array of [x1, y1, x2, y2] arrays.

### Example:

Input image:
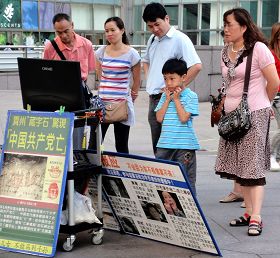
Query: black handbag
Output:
[[218, 49, 253, 141]]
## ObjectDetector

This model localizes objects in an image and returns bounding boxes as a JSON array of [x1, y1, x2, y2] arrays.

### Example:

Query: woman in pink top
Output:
[[215, 8, 279, 236], [269, 23, 280, 171]]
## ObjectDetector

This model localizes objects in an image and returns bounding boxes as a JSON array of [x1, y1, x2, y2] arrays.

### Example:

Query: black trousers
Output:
[[89, 122, 130, 153]]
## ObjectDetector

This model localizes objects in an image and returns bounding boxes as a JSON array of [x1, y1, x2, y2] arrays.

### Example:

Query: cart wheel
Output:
[[62, 241, 74, 252], [91, 235, 103, 245]]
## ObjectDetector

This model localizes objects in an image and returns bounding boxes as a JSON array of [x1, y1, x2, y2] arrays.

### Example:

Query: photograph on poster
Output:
[[0, 153, 47, 200], [157, 190, 186, 218], [119, 216, 140, 235], [103, 176, 130, 198], [141, 201, 167, 223]]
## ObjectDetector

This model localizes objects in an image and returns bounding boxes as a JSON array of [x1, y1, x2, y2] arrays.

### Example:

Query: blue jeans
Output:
[[148, 96, 162, 156], [156, 148, 197, 195]]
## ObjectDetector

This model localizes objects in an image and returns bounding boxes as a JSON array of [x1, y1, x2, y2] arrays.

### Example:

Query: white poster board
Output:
[[99, 152, 221, 256]]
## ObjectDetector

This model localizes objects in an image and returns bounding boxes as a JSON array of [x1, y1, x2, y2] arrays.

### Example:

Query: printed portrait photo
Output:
[[140, 201, 167, 223], [102, 176, 130, 198], [157, 190, 186, 218]]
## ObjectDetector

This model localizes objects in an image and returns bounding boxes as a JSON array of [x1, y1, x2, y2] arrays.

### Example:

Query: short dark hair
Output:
[[142, 2, 167, 23], [162, 58, 188, 76], [105, 16, 129, 45], [52, 13, 71, 25]]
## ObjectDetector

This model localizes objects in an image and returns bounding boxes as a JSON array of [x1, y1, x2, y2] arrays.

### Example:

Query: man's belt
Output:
[[150, 93, 162, 100]]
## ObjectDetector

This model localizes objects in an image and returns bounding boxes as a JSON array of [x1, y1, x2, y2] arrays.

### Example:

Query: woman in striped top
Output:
[[91, 17, 141, 153]]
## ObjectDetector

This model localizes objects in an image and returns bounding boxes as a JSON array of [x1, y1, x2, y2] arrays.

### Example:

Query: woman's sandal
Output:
[[248, 220, 263, 236], [229, 213, 250, 227]]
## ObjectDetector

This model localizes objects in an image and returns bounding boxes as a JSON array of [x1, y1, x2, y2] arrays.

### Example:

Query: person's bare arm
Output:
[[142, 62, 149, 80], [131, 62, 141, 102], [173, 87, 191, 123], [184, 63, 202, 86], [262, 63, 280, 102], [95, 58, 101, 82]]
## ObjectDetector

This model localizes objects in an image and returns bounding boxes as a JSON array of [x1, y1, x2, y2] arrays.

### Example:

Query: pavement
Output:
[[0, 90, 279, 258]]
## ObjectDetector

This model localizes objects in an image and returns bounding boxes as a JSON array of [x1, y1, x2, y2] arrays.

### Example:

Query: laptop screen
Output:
[[18, 57, 86, 112]]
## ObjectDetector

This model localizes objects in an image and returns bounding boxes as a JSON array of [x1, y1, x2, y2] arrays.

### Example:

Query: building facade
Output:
[[0, 0, 279, 46]]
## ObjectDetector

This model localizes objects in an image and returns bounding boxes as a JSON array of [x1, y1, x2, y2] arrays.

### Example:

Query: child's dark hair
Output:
[[162, 58, 187, 76], [142, 2, 167, 23]]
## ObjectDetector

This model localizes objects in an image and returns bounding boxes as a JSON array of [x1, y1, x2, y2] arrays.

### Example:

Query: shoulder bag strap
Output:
[[51, 40, 66, 60], [243, 49, 253, 96]]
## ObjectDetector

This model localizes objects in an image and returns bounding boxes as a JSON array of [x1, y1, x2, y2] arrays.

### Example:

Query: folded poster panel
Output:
[[0, 110, 73, 257], [88, 178, 120, 231], [101, 151, 221, 256]]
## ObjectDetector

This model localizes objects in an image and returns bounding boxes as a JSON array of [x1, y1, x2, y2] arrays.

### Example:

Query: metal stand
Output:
[[60, 116, 104, 252]]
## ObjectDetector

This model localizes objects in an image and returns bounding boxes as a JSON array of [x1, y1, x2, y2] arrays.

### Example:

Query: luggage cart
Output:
[[60, 113, 104, 252]]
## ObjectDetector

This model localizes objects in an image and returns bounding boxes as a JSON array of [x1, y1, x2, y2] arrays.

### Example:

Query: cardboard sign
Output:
[[100, 152, 221, 256], [0, 111, 73, 257]]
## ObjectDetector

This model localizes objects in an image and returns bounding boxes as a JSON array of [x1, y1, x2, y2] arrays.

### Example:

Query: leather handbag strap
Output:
[[243, 49, 253, 95], [51, 40, 66, 60]]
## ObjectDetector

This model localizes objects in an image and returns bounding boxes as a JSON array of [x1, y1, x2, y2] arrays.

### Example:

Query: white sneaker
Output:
[[270, 156, 280, 171]]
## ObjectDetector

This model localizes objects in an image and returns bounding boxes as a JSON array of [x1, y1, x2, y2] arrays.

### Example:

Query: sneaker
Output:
[[270, 156, 280, 172], [240, 201, 246, 208], [219, 192, 244, 203]]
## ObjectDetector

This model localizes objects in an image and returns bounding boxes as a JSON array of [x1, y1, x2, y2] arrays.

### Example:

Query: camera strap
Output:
[[51, 40, 66, 61]]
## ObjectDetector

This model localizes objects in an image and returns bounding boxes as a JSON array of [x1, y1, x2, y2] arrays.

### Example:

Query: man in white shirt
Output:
[[142, 2, 202, 155]]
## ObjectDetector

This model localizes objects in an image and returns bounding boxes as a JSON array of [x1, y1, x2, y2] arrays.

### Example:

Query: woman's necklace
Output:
[[231, 44, 244, 53]]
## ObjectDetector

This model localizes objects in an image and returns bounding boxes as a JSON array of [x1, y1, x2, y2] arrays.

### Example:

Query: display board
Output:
[[0, 110, 74, 257], [88, 178, 120, 231], [100, 151, 221, 256]]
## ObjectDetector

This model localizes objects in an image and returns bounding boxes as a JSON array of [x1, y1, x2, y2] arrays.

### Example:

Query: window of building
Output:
[[201, 31, 209, 45], [262, 0, 278, 27], [220, 2, 237, 27], [145, 0, 160, 4], [131, 32, 142, 45], [71, 4, 92, 30], [22, 0, 39, 30], [93, 33, 105, 45], [183, 4, 198, 30], [23, 32, 39, 45], [163, 0, 181, 4], [55, 2, 71, 15], [0, 32, 7, 45], [93, 5, 114, 30], [240, 1, 258, 24], [12, 32, 21, 45], [39, 2, 55, 30], [165, 5, 178, 26], [187, 32, 197, 45], [200, 4, 211, 45], [133, 4, 142, 31], [201, 3, 210, 30]]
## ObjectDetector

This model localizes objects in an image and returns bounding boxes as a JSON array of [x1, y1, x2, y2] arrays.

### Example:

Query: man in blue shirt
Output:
[[142, 2, 202, 156], [155, 58, 200, 195]]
